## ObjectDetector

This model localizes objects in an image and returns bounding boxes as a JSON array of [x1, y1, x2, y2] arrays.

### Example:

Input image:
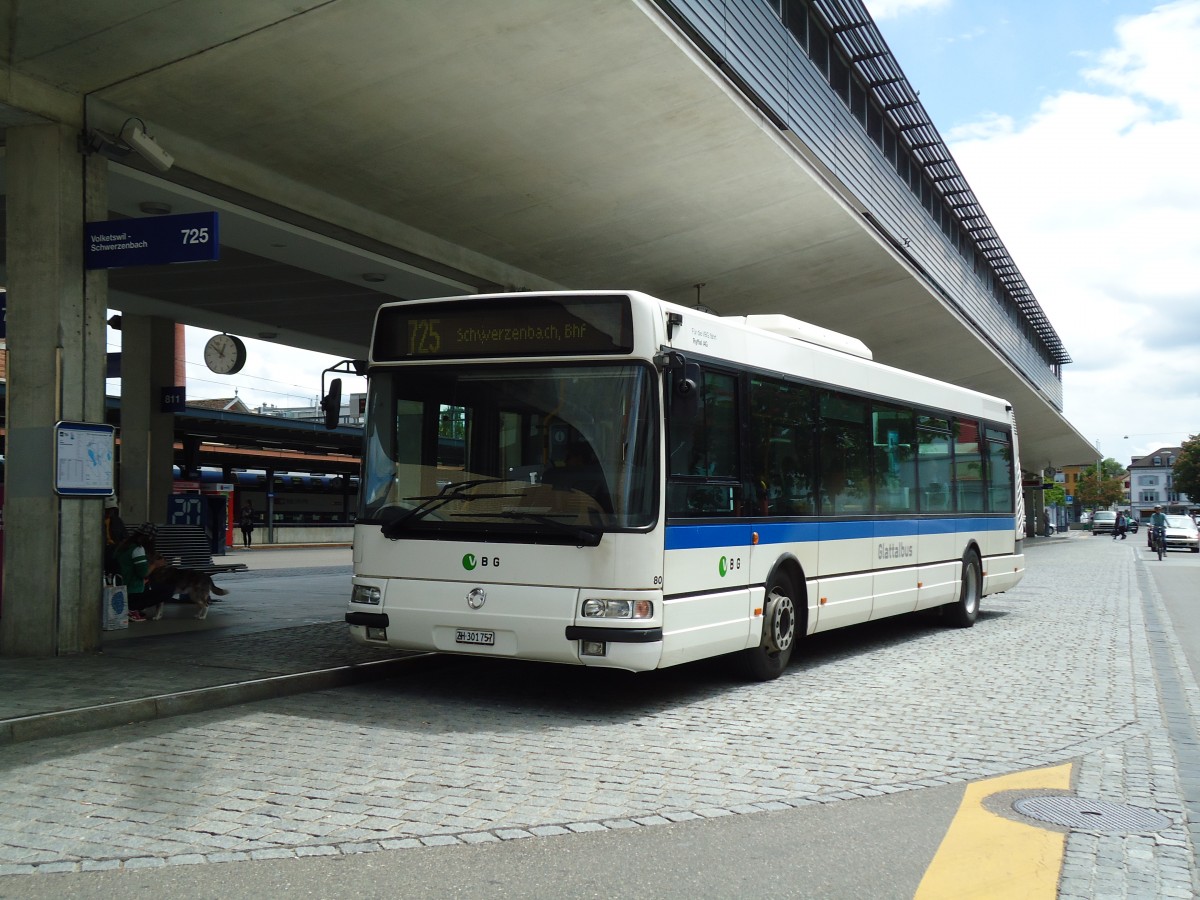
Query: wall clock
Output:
[[203, 333, 247, 375]]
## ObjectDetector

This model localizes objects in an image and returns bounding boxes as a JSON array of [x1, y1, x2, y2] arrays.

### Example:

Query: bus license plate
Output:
[[456, 629, 495, 646]]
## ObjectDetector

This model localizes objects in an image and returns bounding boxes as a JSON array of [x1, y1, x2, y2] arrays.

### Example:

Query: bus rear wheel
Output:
[[741, 573, 798, 681], [944, 551, 981, 628]]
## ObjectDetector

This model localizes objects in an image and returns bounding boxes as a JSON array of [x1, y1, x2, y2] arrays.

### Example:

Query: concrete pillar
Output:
[[174, 323, 187, 386], [119, 315, 177, 525], [1, 124, 108, 656], [266, 467, 276, 544]]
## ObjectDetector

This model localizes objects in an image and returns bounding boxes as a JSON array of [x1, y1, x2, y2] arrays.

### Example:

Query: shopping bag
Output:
[[103, 575, 129, 630]]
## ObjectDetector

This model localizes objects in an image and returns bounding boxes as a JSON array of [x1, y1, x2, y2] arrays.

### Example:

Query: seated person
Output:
[[542, 442, 613, 513], [113, 528, 176, 621]]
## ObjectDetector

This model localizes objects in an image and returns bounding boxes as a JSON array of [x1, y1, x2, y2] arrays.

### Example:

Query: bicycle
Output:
[[1151, 525, 1167, 561]]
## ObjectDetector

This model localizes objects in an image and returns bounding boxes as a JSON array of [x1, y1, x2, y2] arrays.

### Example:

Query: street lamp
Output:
[[1123, 435, 1141, 521]]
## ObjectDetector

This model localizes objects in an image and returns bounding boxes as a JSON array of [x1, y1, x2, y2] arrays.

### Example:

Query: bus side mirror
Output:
[[321, 378, 343, 430], [673, 362, 701, 421], [676, 362, 700, 398], [659, 350, 700, 420]]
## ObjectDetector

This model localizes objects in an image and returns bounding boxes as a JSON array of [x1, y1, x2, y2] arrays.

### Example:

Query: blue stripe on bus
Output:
[[664, 517, 1013, 550], [664, 523, 759, 549]]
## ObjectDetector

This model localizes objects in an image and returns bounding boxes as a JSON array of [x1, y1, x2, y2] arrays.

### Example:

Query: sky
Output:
[[862, 0, 1200, 464], [111, 1, 1199, 465], [106, 326, 367, 416]]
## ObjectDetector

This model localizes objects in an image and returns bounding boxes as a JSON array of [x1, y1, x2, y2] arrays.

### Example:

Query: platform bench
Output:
[[135, 524, 248, 574]]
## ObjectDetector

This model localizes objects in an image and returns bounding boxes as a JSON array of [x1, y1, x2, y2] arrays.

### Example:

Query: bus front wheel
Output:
[[742, 573, 798, 681], [944, 551, 981, 628]]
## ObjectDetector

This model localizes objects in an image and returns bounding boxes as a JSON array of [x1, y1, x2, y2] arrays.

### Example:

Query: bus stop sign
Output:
[[85, 211, 219, 269]]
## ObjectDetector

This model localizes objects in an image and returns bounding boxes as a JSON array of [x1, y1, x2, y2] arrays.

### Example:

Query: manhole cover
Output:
[[1013, 796, 1172, 833]]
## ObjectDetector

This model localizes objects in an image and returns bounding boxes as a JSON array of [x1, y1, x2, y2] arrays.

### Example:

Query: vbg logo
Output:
[[462, 552, 500, 570], [718, 555, 742, 577]]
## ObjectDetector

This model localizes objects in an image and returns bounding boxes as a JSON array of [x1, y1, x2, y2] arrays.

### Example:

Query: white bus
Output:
[[345, 291, 1025, 679]]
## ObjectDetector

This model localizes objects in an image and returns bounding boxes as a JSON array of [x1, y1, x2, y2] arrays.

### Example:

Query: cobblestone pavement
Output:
[[0, 536, 1196, 897], [0, 565, 403, 724]]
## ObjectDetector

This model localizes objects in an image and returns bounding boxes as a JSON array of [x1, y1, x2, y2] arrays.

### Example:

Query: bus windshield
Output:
[[359, 362, 658, 536]]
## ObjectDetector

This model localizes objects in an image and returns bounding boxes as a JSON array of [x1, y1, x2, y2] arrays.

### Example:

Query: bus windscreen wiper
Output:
[[463, 510, 603, 547], [381, 479, 520, 539]]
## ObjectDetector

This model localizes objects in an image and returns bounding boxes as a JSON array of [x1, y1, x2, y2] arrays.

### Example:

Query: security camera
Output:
[[119, 121, 174, 172]]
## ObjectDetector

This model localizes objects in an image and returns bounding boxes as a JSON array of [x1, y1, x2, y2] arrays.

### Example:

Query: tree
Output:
[[1043, 483, 1066, 507], [1076, 458, 1126, 509], [1174, 434, 1200, 501]]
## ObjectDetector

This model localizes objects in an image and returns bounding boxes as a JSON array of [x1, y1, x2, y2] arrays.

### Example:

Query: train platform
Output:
[[0, 546, 422, 746]]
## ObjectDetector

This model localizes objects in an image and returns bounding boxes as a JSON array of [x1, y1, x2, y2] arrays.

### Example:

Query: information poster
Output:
[[54, 422, 116, 496]]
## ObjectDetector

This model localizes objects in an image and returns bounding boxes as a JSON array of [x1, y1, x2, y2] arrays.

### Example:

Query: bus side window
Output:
[[873, 405, 917, 513], [918, 423, 953, 511], [749, 376, 815, 517], [955, 419, 986, 513], [985, 427, 1014, 513], [818, 392, 871, 515], [668, 369, 740, 517]]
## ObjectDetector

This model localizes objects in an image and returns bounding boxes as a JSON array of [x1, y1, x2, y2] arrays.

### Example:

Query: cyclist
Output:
[[1149, 504, 1168, 555]]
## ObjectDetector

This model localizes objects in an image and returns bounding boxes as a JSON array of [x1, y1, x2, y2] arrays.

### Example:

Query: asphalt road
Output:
[[1147, 547, 1200, 679], [1, 783, 969, 899]]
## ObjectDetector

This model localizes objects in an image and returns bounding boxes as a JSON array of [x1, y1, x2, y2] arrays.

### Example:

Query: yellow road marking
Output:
[[915, 763, 1073, 899]]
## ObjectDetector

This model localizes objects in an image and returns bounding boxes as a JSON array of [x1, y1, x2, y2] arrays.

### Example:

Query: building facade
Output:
[[1129, 448, 1194, 522]]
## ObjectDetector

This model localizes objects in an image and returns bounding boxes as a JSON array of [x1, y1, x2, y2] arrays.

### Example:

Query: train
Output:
[[173, 467, 360, 526]]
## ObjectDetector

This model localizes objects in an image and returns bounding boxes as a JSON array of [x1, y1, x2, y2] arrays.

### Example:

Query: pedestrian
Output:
[[103, 496, 127, 575], [1041, 508, 1052, 538], [239, 502, 255, 549], [1113, 510, 1126, 540]]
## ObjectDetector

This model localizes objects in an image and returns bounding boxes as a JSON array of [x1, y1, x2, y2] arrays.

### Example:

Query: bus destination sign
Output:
[[373, 295, 634, 360]]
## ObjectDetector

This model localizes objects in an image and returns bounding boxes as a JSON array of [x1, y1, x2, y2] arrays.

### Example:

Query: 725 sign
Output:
[[85, 211, 220, 269]]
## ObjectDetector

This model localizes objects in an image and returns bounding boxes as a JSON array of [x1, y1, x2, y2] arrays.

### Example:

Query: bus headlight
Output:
[[352, 585, 382, 606], [582, 598, 653, 619]]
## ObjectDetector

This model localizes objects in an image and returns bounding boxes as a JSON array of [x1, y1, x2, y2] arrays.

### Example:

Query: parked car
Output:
[[1091, 510, 1117, 535], [1161, 515, 1200, 553]]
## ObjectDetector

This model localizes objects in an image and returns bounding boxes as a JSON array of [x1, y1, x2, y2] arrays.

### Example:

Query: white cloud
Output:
[[944, 2, 1200, 460], [945, 26, 986, 44], [863, 0, 952, 21], [1085, 1, 1200, 117], [944, 112, 1014, 142]]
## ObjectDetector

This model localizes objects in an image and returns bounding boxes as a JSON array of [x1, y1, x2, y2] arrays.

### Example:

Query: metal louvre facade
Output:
[[655, 0, 1067, 411]]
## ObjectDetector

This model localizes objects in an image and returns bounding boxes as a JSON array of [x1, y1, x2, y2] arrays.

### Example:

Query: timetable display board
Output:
[[373, 295, 634, 360], [54, 421, 116, 496]]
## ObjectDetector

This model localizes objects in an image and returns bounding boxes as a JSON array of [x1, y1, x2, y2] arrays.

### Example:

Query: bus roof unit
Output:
[[732, 314, 873, 361]]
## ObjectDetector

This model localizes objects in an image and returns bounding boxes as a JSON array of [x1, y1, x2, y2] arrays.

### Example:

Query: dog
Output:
[[146, 565, 229, 620]]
